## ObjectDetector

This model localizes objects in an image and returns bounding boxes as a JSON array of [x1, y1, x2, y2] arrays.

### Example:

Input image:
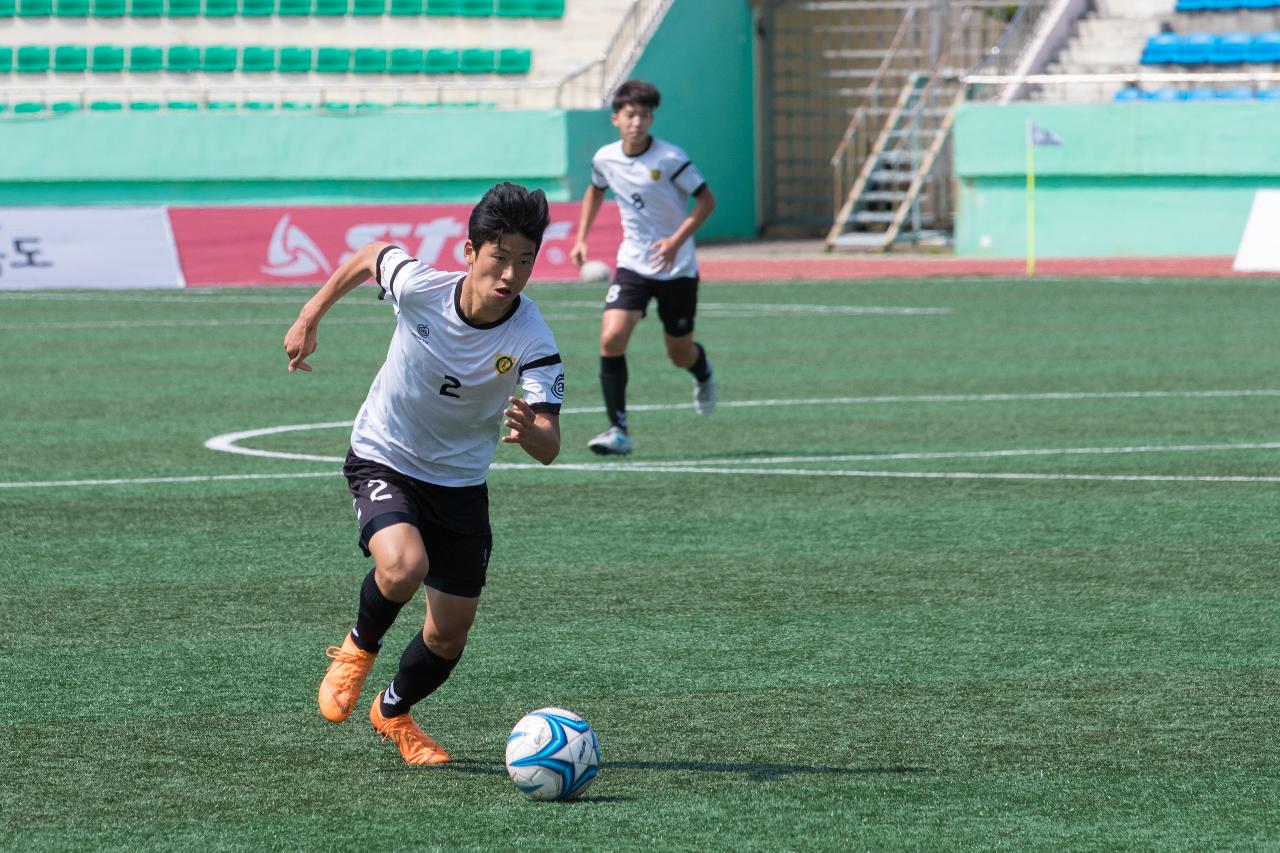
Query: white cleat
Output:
[[693, 374, 717, 416], [588, 426, 634, 456]]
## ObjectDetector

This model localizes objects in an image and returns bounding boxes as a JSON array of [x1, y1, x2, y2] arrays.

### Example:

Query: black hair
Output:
[[611, 79, 661, 113], [468, 182, 551, 251]]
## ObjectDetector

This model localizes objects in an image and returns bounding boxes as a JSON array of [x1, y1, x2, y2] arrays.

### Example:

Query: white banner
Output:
[[1234, 190, 1280, 272], [0, 207, 184, 290]]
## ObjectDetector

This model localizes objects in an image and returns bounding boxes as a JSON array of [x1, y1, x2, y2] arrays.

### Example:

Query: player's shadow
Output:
[[451, 759, 930, 784]]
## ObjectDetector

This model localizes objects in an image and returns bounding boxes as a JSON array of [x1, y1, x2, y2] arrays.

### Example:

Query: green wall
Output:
[[954, 103, 1280, 258]]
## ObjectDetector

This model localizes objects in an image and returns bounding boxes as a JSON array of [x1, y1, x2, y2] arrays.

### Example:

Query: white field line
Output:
[[0, 317, 392, 331]]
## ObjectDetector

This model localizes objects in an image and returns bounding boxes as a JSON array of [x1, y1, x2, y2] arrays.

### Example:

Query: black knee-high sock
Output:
[[600, 355, 628, 431], [380, 632, 462, 718], [687, 343, 711, 383], [351, 569, 407, 654]]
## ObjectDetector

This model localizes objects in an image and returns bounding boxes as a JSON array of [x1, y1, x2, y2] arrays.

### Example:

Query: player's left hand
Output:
[[649, 237, 679, 271], [501, 396, 538, 445]]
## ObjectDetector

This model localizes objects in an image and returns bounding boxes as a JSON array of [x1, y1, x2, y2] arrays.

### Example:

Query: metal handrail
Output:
[[831, 5, 919, 169], [966, 0, 1047, 78]]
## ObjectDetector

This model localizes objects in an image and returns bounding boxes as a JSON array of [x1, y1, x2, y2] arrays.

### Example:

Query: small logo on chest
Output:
[[495, 354, 515, 375], [415, 323, 430, 341]]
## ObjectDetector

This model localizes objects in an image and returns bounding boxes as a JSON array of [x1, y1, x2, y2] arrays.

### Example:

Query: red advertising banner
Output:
[[168, 202, 623, 287]]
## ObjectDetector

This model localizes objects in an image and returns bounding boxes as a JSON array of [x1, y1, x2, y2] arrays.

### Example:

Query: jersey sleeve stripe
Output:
[[692, 182, 708, 197], [518, 353, 562, 374], [530, 402, 562, 415], [671, 161, 692, 181], [387, 258, 414, 301], [374, 245, 396, 284]]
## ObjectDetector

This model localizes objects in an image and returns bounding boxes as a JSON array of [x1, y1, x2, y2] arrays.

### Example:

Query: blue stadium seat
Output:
[[1175, 33, 1216, 64], [1248, 31, 1280, 62], [1256, 88, 1280, 99], [1113, 87, 1143, 102], [1241, 0, 1280, 8], [1216, 86, 1255, 99], [1175, 0, 1214, 10], [1149, 87, 1183, 101], [1211, 32, 1252, 63], [1141, 34, 1179, 64], [1181, 88, 1218, 100]]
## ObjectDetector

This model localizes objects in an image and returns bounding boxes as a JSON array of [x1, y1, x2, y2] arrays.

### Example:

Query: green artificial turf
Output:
[[1, 277, 1278, 850]]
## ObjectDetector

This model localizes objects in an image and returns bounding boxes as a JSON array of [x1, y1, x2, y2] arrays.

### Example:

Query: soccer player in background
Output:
[[282, 183, 564, 765], [569, 78, 718, 457]]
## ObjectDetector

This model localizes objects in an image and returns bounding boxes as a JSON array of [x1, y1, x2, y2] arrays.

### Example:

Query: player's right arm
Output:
[[284, 241, 393, 372], [569, 184, 606, 269]]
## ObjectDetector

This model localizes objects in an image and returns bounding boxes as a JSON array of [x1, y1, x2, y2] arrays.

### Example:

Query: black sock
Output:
[[380, 632, 462, 717], [688, 343, 711, 383], [350, 569, 406, 654], [600, 355, 628, 431]]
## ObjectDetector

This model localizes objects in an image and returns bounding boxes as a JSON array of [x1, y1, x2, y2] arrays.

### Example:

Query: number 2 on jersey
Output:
[[439, 375, 462, 398]]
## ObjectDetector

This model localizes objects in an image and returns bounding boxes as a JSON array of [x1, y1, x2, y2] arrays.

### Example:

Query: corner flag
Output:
[[1025, 121, 1064, 276]]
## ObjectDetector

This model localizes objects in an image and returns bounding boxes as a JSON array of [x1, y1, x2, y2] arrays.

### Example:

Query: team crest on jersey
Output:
[[494, 354, 515, 375], [649, 168, 662, 181]]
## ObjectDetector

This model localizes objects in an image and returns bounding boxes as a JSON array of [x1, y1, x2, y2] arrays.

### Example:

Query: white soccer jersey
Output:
[[590, 136, 707, 280], [349, 246, 564, 487]]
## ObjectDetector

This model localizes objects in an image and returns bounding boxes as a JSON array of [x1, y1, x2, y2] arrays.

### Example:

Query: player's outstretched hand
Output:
[[649, 238, 678, 271], [501, 396, 537, 444], [284, 317, 317, 373], [502, 396, 560, 465], [569, 240, 589, 269]]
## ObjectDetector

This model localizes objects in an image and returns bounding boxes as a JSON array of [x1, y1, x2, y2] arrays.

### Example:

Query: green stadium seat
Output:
[[0, 48, 12, 71], [15, 101, 45, 113], [279, 46, 312, 73], [459, 48, 494, 73], [316, 47, 350, 73], [206, 100, 238, 110], [279, 0, 310, 14], [530, 0, 561, 16], [242, 46, 275, 72], [93, 0, 125, 16], [388, 0, 418, 13], [354, 47, 387, 73], [496, 0, 532, 16], [55, 0, 89, 16], [496, 47, 530, 74], [282, 100, 314, 110], [424, 47, 458, 73], [390, 48, 423, 74], [129, 46, 164, 72], [0, 0, 13, 15], [167, 100, 200, 109], [424, 0, 460, 13], [54, 45, 88, 72], [92, 45, 125, 72], [314, 0, 345, 13], [202, 46, 238, 72], [351, 0, 381, 13], [17, 0, 52, 15], [167, 0, 199, 14], [204, 0, 235, 16], [130, 100, 162, 110], [131, 0, 163, 15], [52, 101, 79, 113], [241, 0, 272, 15], [167, 45, 200, 72], [90, 100, 124, 110], [244, 100, 276, 110], [459, 0, 492, 14], [17, 46, 51, 73]]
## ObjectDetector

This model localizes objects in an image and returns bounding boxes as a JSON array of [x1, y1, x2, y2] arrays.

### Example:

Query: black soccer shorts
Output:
[[603, 267, 700, 337], [343, 449, 492, 598]]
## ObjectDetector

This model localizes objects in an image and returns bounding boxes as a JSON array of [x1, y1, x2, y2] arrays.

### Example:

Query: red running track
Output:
[[697, 256, 1271, 281]]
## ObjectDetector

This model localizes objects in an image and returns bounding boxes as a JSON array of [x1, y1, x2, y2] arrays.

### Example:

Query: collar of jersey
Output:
[[623, 136, 654, 159], [453, 275, 522, 330]]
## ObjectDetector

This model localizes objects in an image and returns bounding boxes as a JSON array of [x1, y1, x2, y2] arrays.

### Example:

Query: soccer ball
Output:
[[579, 259, 610, 283], [505, 707, 600, 801]]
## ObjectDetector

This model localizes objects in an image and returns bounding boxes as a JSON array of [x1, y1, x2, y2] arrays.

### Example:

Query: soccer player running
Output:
[[570, 78, 717, 457], [282, 183, 564, 765]]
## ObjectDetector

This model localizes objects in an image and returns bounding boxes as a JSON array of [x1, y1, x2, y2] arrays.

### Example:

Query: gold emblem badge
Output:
[[650, 168, 662, 181], [495, 354, 515, 375]]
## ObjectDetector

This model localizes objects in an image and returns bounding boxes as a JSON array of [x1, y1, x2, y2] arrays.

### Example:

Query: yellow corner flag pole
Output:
[[1026, 118, 1036, 277]]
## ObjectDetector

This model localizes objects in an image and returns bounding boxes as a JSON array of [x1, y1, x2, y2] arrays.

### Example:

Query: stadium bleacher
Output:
[[0, 0, 564, 16]]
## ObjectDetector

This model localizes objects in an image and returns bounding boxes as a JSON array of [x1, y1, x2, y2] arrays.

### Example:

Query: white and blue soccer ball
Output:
[[505, 707, 600, 801]]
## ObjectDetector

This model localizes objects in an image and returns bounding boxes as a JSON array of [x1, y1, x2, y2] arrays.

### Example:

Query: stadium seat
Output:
[[1182, 87, 1217, 100], [390, 48, 424, 74], [424, 0, 460, 13], [131, 0, 163, 16], [242, 46, 275, 72], [244, 100, 276, 110], [459, 48, 495, 73], [496, 0, 532, 15], [204, 0, 236, 16], [17, 46, 51, 73], [316, 47, 350, 73], [129, 46, 164, 72], [1113, 88, 1143, 102], [354, 47, 388, 73], [167, 45, 200, 72], [0, 0, 13, 14], [168, 0, 199, 15], [529, 0, 561, 15], [459, 0, 492, 14], [89, 100, 123, 110], [1211, 32, 1252, 63], [202, 46, 238, 72], [282, 100, 315, 110], [54, 45, 88, 72], [351, 0, 382, 13], [92, 0, 126, 16], [1257, 88, 1280, 98], [130, 100, 162, 110], [496, 47, 531, 74], [17, 0, 52, 15], [315, 0, 346, 12], [1175, 0, 1213, 9], [1141, 34, 1179, 64], [424, 48, 459, 73], [0, 48, 12, 71], [206, 100, 238, 110], [389, 0, 419, 13], [1249, 32, 1280, 62], [167, 100, 200, 109], [1216, 86, 1255, 99], [14, 101, 46, 113], [92, 45, 125, 71], [1149, 87, 1182, 101], [242, 0, 273, 16], [52, 101, 79, 112], [56, 0, 89, 15], [279, 46, 312, 73], [279, 0, 311, 14], [1174, 33, 1216, 64]]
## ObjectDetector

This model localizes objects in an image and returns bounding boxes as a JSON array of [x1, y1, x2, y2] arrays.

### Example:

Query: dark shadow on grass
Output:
[[449, 758, 931, 784]]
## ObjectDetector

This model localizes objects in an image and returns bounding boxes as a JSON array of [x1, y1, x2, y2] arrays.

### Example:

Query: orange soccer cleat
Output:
[[369, 691, 451, 765], [317, 633, 376, 723]]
